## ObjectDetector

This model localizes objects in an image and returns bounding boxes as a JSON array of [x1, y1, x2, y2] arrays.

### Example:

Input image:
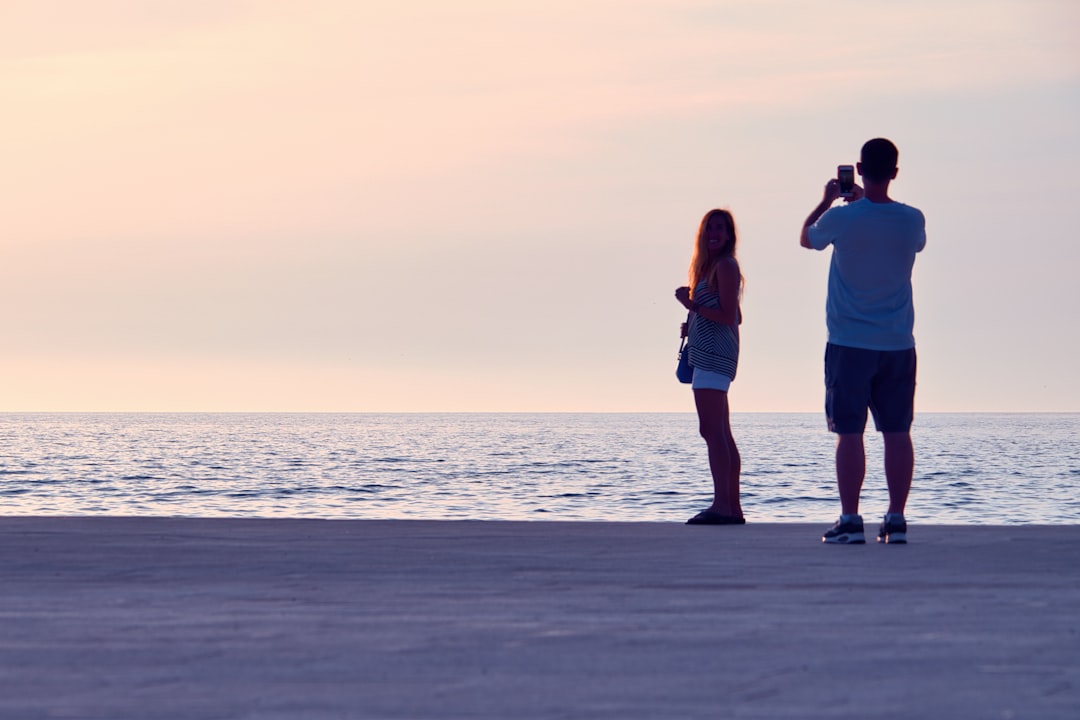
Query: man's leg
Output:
[[836, 433, 865, 515], [883, 431, 913, 514], [822, 344, 872, 543], [870, 348, 916, 517], [825, 344, 871, 516]]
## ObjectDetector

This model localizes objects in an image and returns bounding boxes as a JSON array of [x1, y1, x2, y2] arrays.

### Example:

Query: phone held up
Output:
[[837, 164, 855, 199]]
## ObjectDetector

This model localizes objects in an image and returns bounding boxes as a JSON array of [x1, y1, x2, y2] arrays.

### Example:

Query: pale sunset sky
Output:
[[2, 0, 1077, 412]]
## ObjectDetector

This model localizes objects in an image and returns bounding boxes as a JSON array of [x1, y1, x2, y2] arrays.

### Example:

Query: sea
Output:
[[0, 413, 1076, 525]]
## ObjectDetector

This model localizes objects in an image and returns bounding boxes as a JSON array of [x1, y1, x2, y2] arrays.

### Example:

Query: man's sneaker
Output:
[[877, 514, 907, 544], [822, 515, 865, 544]]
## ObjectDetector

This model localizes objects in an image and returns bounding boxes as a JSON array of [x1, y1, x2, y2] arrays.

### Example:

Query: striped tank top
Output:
[[688, 277, 740, 380]]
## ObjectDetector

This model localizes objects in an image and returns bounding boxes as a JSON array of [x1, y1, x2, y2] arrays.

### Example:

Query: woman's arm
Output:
[[680, 260, 740, 326]]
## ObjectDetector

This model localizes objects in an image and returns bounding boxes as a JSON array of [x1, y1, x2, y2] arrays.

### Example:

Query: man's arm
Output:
[[801, 179, 841, 248]]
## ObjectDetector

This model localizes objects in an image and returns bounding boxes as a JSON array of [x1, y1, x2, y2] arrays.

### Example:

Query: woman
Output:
[[675, 208, 744, 525]]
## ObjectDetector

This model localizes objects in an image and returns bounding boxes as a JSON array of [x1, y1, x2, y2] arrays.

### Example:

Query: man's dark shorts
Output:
[[824, 343, 917, 434]]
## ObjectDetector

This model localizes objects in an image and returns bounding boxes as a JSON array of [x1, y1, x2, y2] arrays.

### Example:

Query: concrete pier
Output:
[[1, 517, 1077, 719]]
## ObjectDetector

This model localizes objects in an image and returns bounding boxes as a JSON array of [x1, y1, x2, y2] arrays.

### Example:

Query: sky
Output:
[[1, 0, 1078, 412]]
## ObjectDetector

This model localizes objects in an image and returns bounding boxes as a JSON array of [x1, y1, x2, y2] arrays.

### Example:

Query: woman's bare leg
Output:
[[693, 388, 740, 517]]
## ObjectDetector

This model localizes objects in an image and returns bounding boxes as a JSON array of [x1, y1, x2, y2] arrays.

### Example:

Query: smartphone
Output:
[[837, 165, 855, 198]]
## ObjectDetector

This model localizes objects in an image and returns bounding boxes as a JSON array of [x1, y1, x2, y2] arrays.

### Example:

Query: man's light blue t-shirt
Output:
[[807, 199, 927, 351]]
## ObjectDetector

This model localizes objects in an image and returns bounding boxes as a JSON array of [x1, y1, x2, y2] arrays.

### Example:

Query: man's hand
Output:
[[823, 179, 841, 205], [827, 178, 865, 204]]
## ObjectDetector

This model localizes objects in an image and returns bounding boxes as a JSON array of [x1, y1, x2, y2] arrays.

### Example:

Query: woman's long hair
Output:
[[689, 208, 742, 298]]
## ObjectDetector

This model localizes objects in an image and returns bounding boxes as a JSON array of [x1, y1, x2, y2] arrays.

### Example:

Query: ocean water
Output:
[[0, 413, 1076, 525]]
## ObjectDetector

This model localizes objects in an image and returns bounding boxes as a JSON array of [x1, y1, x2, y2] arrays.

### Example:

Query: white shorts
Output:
[[691, 368, 732, 392]]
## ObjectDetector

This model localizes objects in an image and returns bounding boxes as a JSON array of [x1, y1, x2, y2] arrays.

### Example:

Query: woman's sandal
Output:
[[686, 509, 746, 525]]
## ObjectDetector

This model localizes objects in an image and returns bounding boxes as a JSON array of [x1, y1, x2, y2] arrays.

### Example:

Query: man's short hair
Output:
[[860, 138, 899, 182]]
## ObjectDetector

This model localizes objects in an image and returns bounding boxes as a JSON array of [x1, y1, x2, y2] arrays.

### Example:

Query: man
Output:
[[801, 138, 927, 544]]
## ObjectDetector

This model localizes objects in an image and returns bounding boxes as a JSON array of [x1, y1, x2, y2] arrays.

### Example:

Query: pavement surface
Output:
[[1, 517, 1078, 719]]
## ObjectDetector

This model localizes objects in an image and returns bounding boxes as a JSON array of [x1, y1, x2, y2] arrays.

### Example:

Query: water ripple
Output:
[[0, 412, 1075, 524]]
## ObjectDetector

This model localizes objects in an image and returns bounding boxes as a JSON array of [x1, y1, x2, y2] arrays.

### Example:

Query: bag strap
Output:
[[678, 311, 691, 353]]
